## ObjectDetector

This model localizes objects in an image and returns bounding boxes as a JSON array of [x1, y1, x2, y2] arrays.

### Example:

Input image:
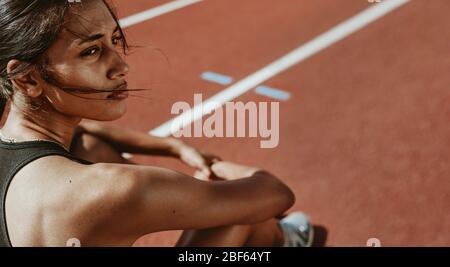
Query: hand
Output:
[[171, 140, 221, 181], [210, 161, 261, 181]]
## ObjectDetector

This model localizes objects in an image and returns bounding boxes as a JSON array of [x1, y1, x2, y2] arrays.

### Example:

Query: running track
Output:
[[6, 0, 450, 246]]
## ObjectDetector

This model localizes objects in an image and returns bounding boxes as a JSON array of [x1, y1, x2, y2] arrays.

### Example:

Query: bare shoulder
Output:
[[5, 156, 186, 246], [5, 155, 125, 246]]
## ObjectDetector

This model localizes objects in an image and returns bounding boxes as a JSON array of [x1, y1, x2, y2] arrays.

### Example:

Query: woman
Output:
[[0, 0, 312, 247]]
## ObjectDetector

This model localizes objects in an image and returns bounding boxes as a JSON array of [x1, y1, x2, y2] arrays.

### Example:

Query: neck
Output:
[[1, 103, 81, 151]]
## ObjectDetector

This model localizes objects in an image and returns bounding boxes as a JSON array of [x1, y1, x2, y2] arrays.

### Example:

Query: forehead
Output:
[[62, 0, 118, 41]]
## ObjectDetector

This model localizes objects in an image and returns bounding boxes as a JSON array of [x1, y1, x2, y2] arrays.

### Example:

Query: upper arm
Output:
[[62, 162, 294, 245]]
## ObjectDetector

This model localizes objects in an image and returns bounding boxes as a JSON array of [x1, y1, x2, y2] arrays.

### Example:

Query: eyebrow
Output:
[[77, 26, 120, 45]]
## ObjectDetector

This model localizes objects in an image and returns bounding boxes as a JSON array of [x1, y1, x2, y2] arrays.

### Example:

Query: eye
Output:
[[80, 46, 101, 57], [112, 36, 123, 46]]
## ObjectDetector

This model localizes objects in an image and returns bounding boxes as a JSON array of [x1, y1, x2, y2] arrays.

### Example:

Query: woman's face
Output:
[[40, 0, 130, 121]]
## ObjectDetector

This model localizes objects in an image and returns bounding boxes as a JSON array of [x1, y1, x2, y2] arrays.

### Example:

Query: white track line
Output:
[[150, 0, 409, 137], [119, 0, 203, 28], [119, 1, 202, 159]]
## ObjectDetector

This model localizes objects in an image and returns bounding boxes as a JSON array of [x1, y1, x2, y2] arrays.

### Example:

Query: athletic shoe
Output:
[[278, 212, 314, 247]]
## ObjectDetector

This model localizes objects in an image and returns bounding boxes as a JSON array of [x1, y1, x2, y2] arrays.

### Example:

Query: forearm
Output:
[[78, 120, 181, 156], [209, 171, 296, 224]]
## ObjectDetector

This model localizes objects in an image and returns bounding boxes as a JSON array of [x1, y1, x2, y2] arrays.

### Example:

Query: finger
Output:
[[202, 168, 212, 180], [181, 151, 207, 169], [193, 170, 209, 181], [193, 157, 210, 171], [200, 152, 222, 166], [200, 166, 211, 177]]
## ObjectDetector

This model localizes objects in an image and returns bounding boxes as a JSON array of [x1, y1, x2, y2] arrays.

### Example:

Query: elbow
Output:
[[257, 171, 296, 212], [286, 189, 296, 210], [253, 172, 296, 218], [285, 186, 296, 209], [244, 181, 296, 224], [255, 176, 296, 222], [274, 181, 296, 212]]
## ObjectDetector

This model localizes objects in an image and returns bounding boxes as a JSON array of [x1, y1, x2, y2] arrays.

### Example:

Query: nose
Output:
[[107, 50, 130, 80]]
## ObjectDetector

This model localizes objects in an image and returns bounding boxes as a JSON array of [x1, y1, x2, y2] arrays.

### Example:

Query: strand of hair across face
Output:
[[41, 73, 153, 101], [60, 87, 154, 101]]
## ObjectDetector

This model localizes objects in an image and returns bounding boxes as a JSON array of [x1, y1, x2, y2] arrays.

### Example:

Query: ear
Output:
[[6, 59, 43, 98]]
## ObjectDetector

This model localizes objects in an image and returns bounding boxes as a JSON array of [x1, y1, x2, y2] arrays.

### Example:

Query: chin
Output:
[[85, 104, 127, 121]]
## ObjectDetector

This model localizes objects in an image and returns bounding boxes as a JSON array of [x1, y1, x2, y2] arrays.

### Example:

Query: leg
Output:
[[244, 218, 285, 247], [70, 132, 132, 164], [176, 218, 284, 247]]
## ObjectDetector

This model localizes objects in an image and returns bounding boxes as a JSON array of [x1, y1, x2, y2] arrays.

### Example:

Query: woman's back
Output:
[[0, 137, 92, 246]]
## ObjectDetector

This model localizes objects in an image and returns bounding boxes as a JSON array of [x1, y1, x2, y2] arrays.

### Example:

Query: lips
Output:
[[107, 82, 129, 100]]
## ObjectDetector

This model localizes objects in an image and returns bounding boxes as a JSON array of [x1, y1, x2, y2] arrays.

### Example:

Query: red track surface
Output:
[[4, 0, 450, 246], [112, 0, 450, 247]]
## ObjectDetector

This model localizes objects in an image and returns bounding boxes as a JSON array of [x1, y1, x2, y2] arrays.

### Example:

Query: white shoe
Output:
[[278, 212, 314, 247]]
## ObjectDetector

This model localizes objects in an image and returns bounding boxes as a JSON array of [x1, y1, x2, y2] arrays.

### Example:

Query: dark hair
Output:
[[0, 0, 129, 119]]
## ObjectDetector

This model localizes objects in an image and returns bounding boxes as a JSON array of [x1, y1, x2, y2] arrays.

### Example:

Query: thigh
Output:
[[176, 225, 252, 247], [70, 132, 132, 164]]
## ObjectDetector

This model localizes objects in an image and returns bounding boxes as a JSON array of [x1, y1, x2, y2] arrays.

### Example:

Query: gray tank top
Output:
[[0, 138, 93, 247]]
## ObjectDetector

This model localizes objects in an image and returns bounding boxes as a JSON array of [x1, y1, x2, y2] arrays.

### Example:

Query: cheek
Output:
[[45, 87, 127, 120], [41, 59, 126, 120], [74, 66, 106, 84], [60, 64, 108, 88]]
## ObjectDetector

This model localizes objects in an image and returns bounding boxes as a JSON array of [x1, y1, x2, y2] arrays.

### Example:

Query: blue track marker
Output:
[[201, 71, 233, 85], [255, 85, 291, 101]]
